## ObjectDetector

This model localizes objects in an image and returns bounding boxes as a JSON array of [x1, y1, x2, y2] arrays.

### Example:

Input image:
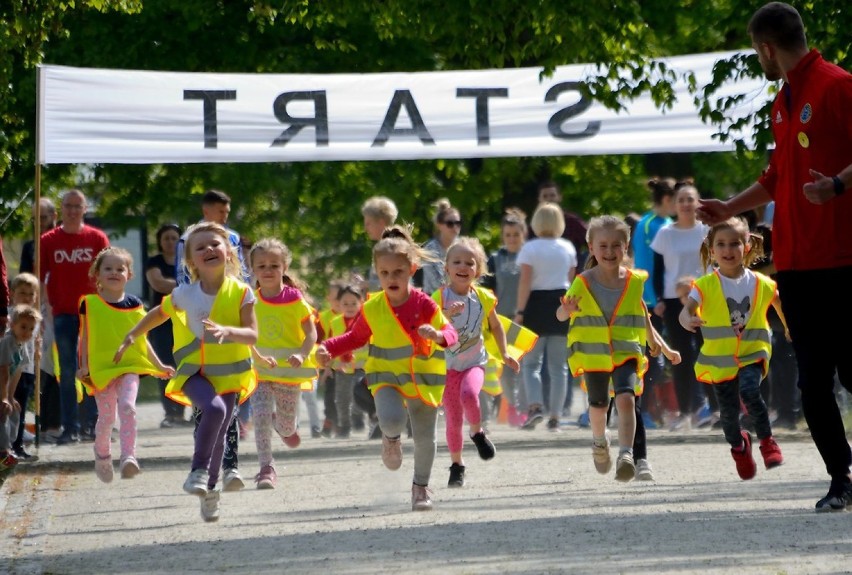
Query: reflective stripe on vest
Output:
[[369, 343, 415, 361], [694, 270, 774, 383]]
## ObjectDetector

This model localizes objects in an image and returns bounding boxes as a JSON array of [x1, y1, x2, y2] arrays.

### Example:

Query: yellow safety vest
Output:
[[163, 277, 257, 406], [362, 291, 448, 407], [318, 308, 338, 342], [330, 314, 369, 374], [253, 290, 318, 387], [566, 269, 648, 385], [80, 295, 164, 393], [693, 270, 774, 384]]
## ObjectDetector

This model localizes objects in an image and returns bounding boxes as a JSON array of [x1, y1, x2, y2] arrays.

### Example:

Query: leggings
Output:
[[443, 367, 484, 453], [93, 373, 139, 461], [252, 381, 300, 468], [374, 386, 438, 486], [335, 370, 365, 430], [184, 375, 237, 489]]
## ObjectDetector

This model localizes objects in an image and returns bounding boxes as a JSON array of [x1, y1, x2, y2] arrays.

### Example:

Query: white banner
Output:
[[38, 50, 768, 165]]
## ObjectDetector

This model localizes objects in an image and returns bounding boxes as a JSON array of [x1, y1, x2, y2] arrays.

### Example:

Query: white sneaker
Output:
[[222, 468, 245, 492], [119, 456, 140, 479], [95, 455, 114, 483], [183, 468, 209, 496], [201, 489, 221, 522], [636, 458, 655, 481], [615, 451, 636, 482]]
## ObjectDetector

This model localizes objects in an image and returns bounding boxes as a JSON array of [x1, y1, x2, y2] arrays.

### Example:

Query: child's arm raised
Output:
[[114, 305, 169, 364]]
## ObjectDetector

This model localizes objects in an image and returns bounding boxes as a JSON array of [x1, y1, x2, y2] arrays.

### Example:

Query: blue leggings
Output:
[[183, 375, 237, 489]]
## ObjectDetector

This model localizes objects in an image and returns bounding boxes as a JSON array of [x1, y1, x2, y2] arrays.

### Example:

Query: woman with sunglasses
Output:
[[418, 198, 463, 296]]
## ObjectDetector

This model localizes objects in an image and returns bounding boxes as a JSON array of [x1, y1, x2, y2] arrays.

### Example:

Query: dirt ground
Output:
[[2, 400, 852, 575]]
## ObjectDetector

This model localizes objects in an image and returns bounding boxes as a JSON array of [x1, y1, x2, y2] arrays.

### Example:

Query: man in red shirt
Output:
[[39, 189, 109, 445], [697, 2, 852, 512]]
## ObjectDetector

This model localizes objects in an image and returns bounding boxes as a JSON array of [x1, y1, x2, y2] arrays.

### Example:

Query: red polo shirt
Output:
[[758, 50, 852, 271]]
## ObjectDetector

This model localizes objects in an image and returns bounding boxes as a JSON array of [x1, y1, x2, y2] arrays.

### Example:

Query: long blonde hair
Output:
[[183, 222, 242, 282]]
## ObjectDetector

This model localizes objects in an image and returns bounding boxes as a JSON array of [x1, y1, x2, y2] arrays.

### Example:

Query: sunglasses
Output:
[[443, 220, 462, 228]]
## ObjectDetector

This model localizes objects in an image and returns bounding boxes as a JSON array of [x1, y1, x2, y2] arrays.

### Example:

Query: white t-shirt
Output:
[[171, 281, 255, 339], [516, 238, 577, 291], [689, 269, 758, 330], [650, 222, 709, 299], [442, 288, 488, 372]]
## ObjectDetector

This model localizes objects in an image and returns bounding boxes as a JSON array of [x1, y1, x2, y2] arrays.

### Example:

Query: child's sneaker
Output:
[[635, 458, 655, 481], [615, 451, 636, 482], [759, 436, 784, 469], [95, 455, 114, 483], [470, 431, 496, 460], [521, 406, 544, 430], [411, 483, 433, 511], [447, 463, 466, 488], [183, 468, 209, 496], [546, 417, 561, 432], [200, 488, 221, 522], [381, 435, 403, 470], [592, 433, 612, 474], [222, 468, 245, 492], [283, 430, 301, 448], [119, 456, 140, 479], [731, 430, 757, 480], [255, 465, 277, 490]]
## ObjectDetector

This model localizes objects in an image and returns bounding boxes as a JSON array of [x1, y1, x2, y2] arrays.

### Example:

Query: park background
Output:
[[1, 1, 850, 299]]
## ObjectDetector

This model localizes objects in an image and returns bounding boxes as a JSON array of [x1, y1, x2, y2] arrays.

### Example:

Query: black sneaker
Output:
[[521, 407, 544, 430], [815, 478, 852, 512], [56, 431, 80, 445], [12, 447, 38, 462], [448, 463, 466, 487], [471, 431, 496, 460], [546, 417, 561, 432]]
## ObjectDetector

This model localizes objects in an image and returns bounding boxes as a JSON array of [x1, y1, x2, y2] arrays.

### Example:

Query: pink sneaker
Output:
[[254, 465, 277, 489], [283, 431, 301, 448]]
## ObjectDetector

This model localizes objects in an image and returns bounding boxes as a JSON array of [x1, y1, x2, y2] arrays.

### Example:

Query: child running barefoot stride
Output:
[[432, 237, 519, 487], [78, 247, 173, 483], [557, 216, 662, 481], [316, 226, 457, 511], [115, 222, 257, 522], [679, 216, 788, 480], [249, 238, 318, 490]]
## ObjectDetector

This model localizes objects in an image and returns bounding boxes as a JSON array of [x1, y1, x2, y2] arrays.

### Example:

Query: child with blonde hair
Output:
[[78, 247, 173, 482], [558, 216, 676, 481], [317, 225, 457, 511], [0, 304, 42, 484], [249, 238, 318, 489], [679, 216, 787, 480], [432, 236, 519, 487], [115, 222, 257, 522]]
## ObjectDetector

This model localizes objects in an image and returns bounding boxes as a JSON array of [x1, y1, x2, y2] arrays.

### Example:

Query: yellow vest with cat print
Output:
[[330, 314, 368, 374], [362, 291, 447, 407], [163, 277, 256, 406], [254, 290, 319, 386], [566, 269, 648, 384], [81, 295, 164, 393], [693, 270, 774, 384]]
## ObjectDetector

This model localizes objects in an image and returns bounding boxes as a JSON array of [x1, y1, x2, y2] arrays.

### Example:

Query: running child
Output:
[[678, 216, 786, 480], [8, 273, 41, 460], [115, 222, 257, 522], [432, 236, 519, 487], [328, 284, 368, 439], [557, 215, 665, 481], [77, 247, 172, 483], [316, 225, 457, 511], [249, 238, 318, 489], [0, 304, 41, 485]]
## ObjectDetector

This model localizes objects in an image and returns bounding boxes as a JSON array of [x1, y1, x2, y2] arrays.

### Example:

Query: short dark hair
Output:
[[748, 2, 807, 52], [201, 188, 231, 206]]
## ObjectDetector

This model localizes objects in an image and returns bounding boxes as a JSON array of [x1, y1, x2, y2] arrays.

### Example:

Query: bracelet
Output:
[[833, 175, 845, 196]]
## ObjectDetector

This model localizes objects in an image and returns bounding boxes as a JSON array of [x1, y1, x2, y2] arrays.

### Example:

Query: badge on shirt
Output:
[[798, 131, 809, 148], [775, 111, 782, 124], [800, 103, 812, 124]]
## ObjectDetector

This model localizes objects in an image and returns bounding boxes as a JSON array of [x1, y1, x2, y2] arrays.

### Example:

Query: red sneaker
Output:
[[731, 430, 757, 480], [759, 436, 784, 469], [283, 430, 301, 448]]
